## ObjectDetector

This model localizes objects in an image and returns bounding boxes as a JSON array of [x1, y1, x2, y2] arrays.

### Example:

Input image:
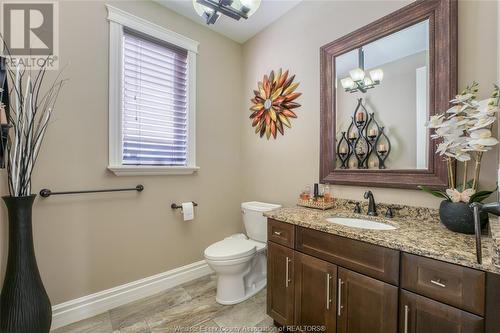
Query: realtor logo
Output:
[[1, 2, 59, 69]]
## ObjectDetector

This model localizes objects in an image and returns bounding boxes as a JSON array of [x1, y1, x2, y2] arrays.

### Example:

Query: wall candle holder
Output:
[[375, 127, 391, 169], [336, 132, 351, 169], [336, 98, 391, 169]]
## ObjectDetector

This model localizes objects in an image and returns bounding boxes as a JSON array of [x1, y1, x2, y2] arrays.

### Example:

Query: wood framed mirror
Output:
[[320, 0, 457, 189]]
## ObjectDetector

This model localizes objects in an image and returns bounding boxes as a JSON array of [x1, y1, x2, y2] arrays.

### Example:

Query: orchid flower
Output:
[[426, 82, 499, 194]]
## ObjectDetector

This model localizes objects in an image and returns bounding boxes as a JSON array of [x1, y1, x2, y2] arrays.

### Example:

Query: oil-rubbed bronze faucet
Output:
[[364, 191, 377, 216], [470, 201, 500, 264]]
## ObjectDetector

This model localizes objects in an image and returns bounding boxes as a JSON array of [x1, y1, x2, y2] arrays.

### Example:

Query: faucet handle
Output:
[[354, 202, 361, 214], [363, 191, 372, 199], [385, 207, 394, 218]]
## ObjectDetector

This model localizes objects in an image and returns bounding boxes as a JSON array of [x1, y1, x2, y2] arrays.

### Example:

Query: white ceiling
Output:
[[155, 0, 303, 43]]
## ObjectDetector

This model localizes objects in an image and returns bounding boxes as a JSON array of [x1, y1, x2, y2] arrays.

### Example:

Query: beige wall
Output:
[[0, 0, 243, 304], [242, 0, 499, 208]]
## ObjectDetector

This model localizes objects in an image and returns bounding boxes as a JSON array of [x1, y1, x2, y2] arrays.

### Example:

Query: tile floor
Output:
[[52, 275, 275, 333]]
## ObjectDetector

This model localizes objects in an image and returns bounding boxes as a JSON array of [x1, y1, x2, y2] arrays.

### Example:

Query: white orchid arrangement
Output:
[[420, 82, 499, 203]]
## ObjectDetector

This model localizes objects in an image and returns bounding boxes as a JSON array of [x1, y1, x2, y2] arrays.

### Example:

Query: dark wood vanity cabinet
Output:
[[267, 241, 295, 325], [297, 226, 399, 284], [294, 252, 337, 333], [267, 218, 498, 333], [400, 290, 484, 333], [337, 268, 398, 333], [401, 253, 485, 316]]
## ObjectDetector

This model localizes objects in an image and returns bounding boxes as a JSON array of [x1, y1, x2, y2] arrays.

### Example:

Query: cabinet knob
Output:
[[273, 231, 282, 236]]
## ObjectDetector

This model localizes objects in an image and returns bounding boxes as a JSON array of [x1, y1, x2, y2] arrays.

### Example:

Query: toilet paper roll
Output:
[[181, 202, 194, 221]]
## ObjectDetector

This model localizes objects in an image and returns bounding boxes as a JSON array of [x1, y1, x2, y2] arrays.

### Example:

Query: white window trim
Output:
[[106, 5, 199, 176]]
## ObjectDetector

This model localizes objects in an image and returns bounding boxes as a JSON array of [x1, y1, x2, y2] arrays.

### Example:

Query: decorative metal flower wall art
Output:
[[249, 69, 301, 139]]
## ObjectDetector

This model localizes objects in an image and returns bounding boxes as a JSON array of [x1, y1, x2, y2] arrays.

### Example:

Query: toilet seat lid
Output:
[[204, 238, 257, 261]]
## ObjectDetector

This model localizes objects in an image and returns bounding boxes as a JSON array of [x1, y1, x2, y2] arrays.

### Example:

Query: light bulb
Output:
[[349, 68, 365, 82], [369, 68, 384, 82], [341, 77, 355, 89], [363, 77, 373, 86], [240, 0, 261, 16]]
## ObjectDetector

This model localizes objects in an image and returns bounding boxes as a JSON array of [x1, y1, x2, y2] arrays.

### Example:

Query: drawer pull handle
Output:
[[326, 273, 332, 310], [273, 231, 282, 236], [404, 305, 410, 333], [430, 279, 446, 288], [285, 257, 291, 288], [337, 278, 344, 317]]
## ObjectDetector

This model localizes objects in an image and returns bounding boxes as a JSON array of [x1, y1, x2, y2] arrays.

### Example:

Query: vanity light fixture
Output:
[[340, 48, 383, 93], [192, 0, 261, 25]]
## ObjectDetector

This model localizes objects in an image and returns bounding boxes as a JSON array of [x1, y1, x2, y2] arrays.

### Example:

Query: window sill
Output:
[[108, 165, 200, 176]]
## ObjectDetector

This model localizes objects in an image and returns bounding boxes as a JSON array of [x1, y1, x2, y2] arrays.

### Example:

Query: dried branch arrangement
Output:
[[0, 52, 66, 197]]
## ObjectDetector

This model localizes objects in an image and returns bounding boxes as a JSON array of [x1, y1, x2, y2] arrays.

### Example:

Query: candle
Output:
[[340, 147, 347, 154], [369, 160, 378, 168], [369, 128, 377, 137], [323, 185, 332, 202], [356, 112, 364, 122], [0, 106, 6, 125], [378, 144, 386, 152], [349, 132, 357, 139]]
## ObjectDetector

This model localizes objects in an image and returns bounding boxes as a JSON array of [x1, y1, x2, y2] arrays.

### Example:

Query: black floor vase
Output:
[[0, 195, 51, 333]]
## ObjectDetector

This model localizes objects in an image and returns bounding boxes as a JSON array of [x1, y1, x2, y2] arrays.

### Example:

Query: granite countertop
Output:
[[264, 201, 500, 274]]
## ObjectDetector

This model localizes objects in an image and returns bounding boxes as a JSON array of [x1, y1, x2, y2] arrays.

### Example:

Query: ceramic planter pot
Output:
[[439, 200, 489, 234]]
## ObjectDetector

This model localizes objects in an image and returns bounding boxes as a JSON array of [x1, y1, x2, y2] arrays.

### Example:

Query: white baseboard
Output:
[[51, 260, 212, 330]]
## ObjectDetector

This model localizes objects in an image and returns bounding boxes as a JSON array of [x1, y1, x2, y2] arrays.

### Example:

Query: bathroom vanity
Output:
[[265, 204, 500, 333], [270, 0, 500, 331]]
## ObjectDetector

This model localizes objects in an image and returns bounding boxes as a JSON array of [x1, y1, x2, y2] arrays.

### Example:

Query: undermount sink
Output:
[[326, 217, 397, 230]]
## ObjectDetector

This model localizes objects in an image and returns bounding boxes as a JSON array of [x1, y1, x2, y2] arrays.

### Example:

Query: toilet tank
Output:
[[241, 201, 282, 242]]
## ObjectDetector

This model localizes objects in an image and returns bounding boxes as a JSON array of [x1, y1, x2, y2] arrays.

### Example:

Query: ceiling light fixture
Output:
[[340, 48, 384, 94], [192, 0, 261, 25]]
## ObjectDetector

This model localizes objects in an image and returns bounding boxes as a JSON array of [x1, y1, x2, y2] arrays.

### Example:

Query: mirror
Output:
[[335, 20, 429, 170], [320, 0, 457, 189]]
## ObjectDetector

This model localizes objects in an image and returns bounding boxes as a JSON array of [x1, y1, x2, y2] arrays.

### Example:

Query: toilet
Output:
[[204, 201, 281, 305]]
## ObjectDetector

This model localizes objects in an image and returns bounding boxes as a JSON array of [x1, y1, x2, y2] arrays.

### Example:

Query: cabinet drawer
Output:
[[400, 290, 484, 333], [401, 253, 485, 316], [296, 226, 399, 285], [268, 219, 295, 248]]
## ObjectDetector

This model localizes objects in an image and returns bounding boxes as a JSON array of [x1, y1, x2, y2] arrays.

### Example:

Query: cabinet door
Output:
[[295, 252, 337, 333], [267, 242, 294, 326], [400, 290, 484, 333], [337, 267, 397, 333]]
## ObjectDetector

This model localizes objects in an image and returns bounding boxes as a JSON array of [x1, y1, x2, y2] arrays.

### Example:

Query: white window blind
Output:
[[122, 28, 189, 166]]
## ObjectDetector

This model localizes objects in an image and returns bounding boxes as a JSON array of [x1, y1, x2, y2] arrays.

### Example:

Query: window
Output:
[[107, 5, 199, 175]]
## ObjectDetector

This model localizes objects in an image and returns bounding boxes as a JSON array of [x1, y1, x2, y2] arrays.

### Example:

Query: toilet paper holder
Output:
[[171, 202, 198, 210]]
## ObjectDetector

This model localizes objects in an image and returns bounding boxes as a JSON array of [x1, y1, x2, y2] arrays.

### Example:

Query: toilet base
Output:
[[209, 250, 267, 305], [216, 279, 266, 305]]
